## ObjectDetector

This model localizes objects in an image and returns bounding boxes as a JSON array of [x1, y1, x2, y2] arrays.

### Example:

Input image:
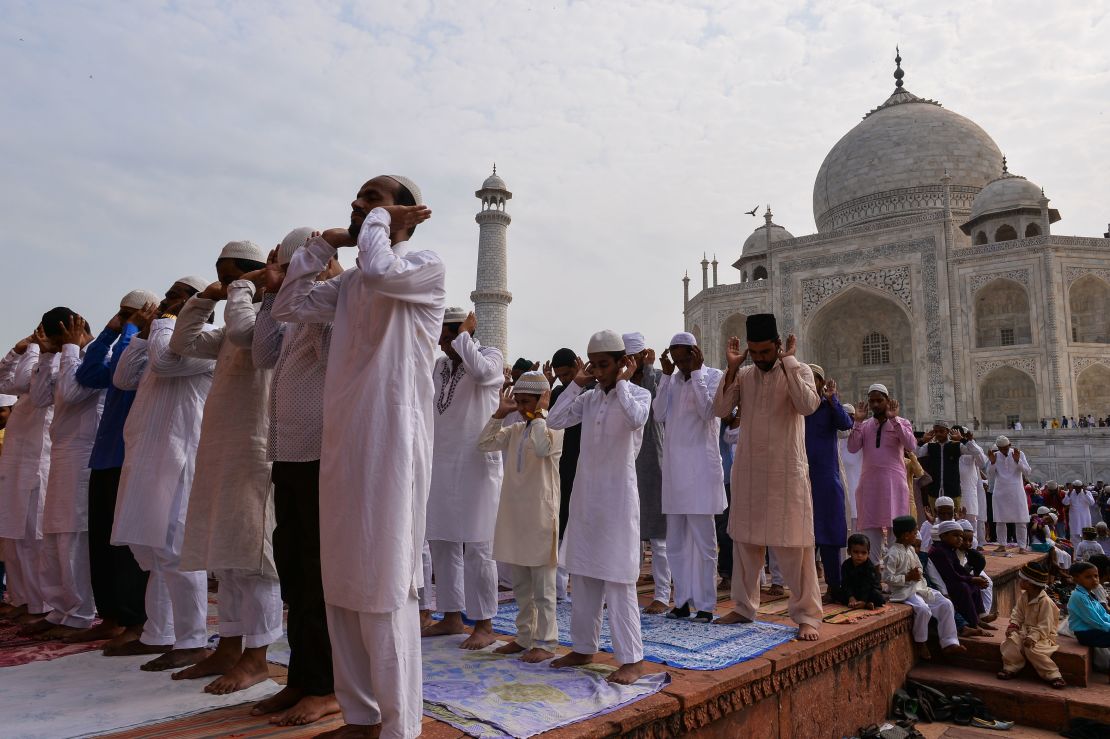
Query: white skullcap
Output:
[[1097, 521, 1108, 529], [958, 519, 973, 532], [177, 275, 210, 293], [868, 383, 889, 396], [587, 330, 625, 354], [996, 435, 1010, 446], [1036, 506, 1051, 515], [808, 364, 825, 380], [934, 419, 951, 429], [385, 175, 423, 206], [842, 403, 856, 415], [443, 307, 468, 323], [277, 227, 315, 265], [935, 496, 955, 509], [0, 394, 16, 407], [1073, 479, 1083, 487], [1047, 512, 1058, 522], [936, 520, 963, 536], [219, 240, 266, 262], [511, 371, 550, 396], [120, 289, 159, 310], [621, 332, 646, 355], [669, 332, 697, 347]]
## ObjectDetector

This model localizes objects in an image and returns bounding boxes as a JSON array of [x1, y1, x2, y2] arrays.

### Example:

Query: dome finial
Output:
[[1001, 155, 1008, 174], [764, 205, 773, 225], [894, 46, 904, 89], [492, 163, 497, 175]]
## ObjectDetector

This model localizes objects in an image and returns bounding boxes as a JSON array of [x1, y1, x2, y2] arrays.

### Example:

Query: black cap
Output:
[[746, 313, 779, 342]]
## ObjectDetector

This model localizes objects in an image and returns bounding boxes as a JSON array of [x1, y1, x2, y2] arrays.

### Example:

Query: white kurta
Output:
[[653, 367, 726, 515], [958, 441, 988, 516], [171, 289, 274, 574], [32, 346, 104, 534], [111, 318, 215, 549], [1064, 488, 1095, 537], [426, 332, 504, 543], [839, 436, 861, 522], [0, 347, 53, 540], [988, 449, 1032, 524], [548, 379, 651, 584], [271, 208, 446, 614]]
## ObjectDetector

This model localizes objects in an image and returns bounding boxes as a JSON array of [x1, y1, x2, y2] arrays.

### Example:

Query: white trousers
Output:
[[734, 543, 823, 628], [511, 564, 557, 649], [1, 537, 44, 611], [41, 531, 95, 629], [902, 590, 958, 647], [666, 514, 717, 612], [556, 536, 569, 601], [326, 598, 422, 738], [569, 574, 643, 664], [131, 539, 209, 649], [213, 569, 282, 649], [418, 541, 433, 611], [428, 539, 497, 620], [767, 549, 784, 585], [641, 538, 671, 603], [859, 528, 890, 565], [995, 522, 1028, 550], [981, 573, 994, 616]]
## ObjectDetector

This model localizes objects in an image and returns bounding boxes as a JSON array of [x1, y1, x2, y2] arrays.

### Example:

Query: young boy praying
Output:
[[830, 534, 884, 610], [998, 562, 1064, 688], [1067, 561, 1110, 649], [929, 520, 991, 634], [480, 372, 563, 663]]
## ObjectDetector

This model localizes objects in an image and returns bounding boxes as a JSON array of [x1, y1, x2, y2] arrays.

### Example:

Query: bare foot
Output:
[[313, 723, 381, 738], [17, 618, 54, 636], [643, 600, 669, 615], [252, 685, 302, 716], [608, 660, 649, 684], [521, 647, 555, 663], [916, 643, 933, 660], [34, 624, 81, 641], [272, 694, 341, 726], [713, 611, 753, 625], [550, 651, 593, 669], [941, 643, 968, 656], [0, 604, 28, 621], [980, 612, 998, 623], [796, 623, 819, 641], [63, 621, 124, 644], [172, 641, 241, 681], [493, 640, 525, 655], [101, 625, 143, 652], [422, 613, 466, 637], [141, 647, 211, 671], [978, 621, 997, 631], [204, 647, 269, 694], [15, 611, 47, 625], [460, 622, 497, 650], [959, 626, 984, 638], [105, 640, 172, 657], [419, 609, 436, 630]]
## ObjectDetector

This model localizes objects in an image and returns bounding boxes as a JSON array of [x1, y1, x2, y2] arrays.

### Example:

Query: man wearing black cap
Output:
[[712, 313, 823, 640]]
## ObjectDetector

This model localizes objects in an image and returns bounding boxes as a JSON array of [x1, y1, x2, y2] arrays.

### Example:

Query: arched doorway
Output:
[[974, 278, 1032, 348], [979, 366, 1037, 429], [718, 313, 747, 370], [807, 287, 916, 419], [1069, 275, 1110, 344], [1076, 364, 1110, 418]]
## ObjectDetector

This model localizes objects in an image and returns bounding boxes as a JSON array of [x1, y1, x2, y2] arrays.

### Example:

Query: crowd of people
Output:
[[0, 174, 1108, 739]]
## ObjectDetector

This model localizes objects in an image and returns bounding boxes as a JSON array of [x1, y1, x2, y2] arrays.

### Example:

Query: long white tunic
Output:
[[958, 441, 988, 516], [652, 367, 726, 515], [111, 318, 215, 549], [548, 379, 651, 584], [1063, 488, 1095, 538], [0, 347, 53, 540], [426, 332, 504, 543], [32, 345, 105, 534], [171, 288, 274, 574], [988, 449, 1032, 524], [839, 436, 861, 521], [271, 208, 446, 613]]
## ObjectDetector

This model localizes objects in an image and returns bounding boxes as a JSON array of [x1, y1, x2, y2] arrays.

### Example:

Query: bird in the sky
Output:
[[744, 206, 758, 216]]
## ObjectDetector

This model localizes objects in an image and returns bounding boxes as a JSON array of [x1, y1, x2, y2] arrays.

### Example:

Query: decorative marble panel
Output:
[[969, 269, 1029, 294], [1064, 266, 1110, 286], [974, 358, 1037, 381], [1072, 356, 1110, 377], [801, 267, 911, 320]]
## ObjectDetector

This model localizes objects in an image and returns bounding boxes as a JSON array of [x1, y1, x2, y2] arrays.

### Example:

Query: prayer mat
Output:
[[422, 634, 669, 738], [0, 651, 279, 739], [490, 601, 797, 671], [756, 597, 790, 615], [0, 621, 106, 668], [822, 604, 890, 625]]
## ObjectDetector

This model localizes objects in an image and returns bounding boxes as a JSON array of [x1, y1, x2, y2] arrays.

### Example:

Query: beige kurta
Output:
[[712, 355, 820, 547], [170, 289, 274, 575], [479, 416, 563, 567]]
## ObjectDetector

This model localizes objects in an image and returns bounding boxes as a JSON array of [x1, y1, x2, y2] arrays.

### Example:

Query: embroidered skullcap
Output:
[[120, 289, 159, 310], [219, 240, 266, 262], [1036, 506, 1051, 515], [511, 357, 534, 373], [1082, 527, 1098, 537], [892, 516, 917, 536], [443, 307, 468, 324], [669, 332, 697, 347], [959, 519, 973, 532], [934, 419, 951, 429], [745, 313, 778, 342], [551, 348, 577, 369], [587, 330, 625, 354], [385, 175, 423, 206], [1018, 562, 1049, 586], [1047, 512, 1058, 522], [622, 332, 646, 354], [935, 496, 955, 509], [0, 394, 16, 407], [177, 275, 210, 294], [936, 520, 963, 536], [277, 227, 315, 265], [868, 383, 889, 397], [808, 364, 825, 380], [511, 371, 550, 396], [996, 435, 1010, 447], [1072, 479, 1083, 487]]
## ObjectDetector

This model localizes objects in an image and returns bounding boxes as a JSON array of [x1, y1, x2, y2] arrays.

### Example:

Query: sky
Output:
[[2, 0, 1109, 362]]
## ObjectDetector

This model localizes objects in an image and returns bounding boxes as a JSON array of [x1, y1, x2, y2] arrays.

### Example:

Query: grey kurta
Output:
[[635, 367, 666, 540]]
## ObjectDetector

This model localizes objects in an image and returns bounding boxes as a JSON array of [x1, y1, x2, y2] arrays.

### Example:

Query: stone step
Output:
[[927, 627, 1092, 687], [908, 663, 1110, 731]]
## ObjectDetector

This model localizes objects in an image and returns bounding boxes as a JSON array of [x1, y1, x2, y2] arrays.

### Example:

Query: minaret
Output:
[[711, 254, 719, 287], [700, 254, 709, 290], [472, 165, 512, 358]]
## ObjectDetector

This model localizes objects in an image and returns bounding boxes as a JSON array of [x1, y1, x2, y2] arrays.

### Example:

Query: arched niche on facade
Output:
[[719, 313, 747, 368], [1069, 275, 1110, 344], [1025, 223, 1041, 237], [974, 278, 1032, 348], [974, 231, 988, 245], [807, 286, 915, 419], [978, 366, 1037, 429], [1076, 363, 1110, 417], [994, 224, 1018, 242]]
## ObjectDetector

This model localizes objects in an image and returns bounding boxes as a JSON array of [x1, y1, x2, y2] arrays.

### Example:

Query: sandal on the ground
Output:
[[1047, 677, 1066, 689], [996, 670, 1017, 680]]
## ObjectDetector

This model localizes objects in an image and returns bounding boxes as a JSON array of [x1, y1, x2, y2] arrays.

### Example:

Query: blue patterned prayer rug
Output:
[[490, 601, 797, 670]]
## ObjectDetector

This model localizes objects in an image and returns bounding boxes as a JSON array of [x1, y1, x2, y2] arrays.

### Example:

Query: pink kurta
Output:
[[848, 416, 918, 530], [712, 356, 819, 547]]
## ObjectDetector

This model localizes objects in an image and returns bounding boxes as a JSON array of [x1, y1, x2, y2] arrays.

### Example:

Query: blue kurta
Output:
[[804, 396, 853, 547]]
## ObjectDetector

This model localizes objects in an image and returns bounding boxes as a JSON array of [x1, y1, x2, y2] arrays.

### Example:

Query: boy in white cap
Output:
[[920, 496, 956, 552], [420, 306, 505, 650], [655, 332, 725, 623], [987, 436, 1032, 551], [272, 174, 437, 739], [480, 371, 563, 662], [548, 330, 650, 684]]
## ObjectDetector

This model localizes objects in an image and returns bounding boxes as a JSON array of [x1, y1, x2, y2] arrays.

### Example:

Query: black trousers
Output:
[[88, 467, 148, 626], [272, 460, 333, 696], [716, 484, 733, 578]]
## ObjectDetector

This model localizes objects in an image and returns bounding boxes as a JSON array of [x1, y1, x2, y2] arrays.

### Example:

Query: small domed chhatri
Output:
[[960, 157, 1061, 243], [739, 207, 794, 259], [481, 163, 508, 192]]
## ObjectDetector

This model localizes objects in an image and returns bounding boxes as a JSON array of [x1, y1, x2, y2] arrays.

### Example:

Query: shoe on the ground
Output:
[[690, 611, 714, 623], [665, 604, 691, 620]]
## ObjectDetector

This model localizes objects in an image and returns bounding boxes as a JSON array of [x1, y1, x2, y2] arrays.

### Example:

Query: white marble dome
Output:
[[812, 88, 1003, 232], [741, 221, 794, 257], [482, 172, 508, 190], [970, 172, 1043, 220]]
